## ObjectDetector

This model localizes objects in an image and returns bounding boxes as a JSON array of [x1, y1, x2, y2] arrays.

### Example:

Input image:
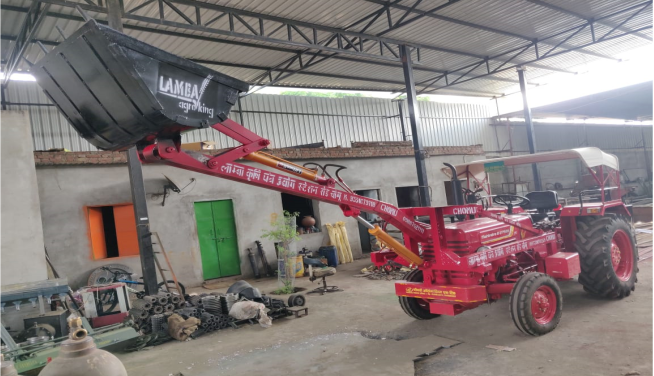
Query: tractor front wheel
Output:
[[510, 272, 563, 336], [398, 270, 440, 320], [575, 216, 638, 298]]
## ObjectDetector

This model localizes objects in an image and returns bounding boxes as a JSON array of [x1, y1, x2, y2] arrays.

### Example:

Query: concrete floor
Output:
[[119, 258, 652, 376]]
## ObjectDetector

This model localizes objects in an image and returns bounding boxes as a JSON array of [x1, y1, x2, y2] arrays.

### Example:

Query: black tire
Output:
[[398, 270, 440, 320], [157, 281, 186, 296], [87, 265, 132, 286], [288, 294, 305, 307], [510, 272, 562, 336], [575, 216, 638, 298]]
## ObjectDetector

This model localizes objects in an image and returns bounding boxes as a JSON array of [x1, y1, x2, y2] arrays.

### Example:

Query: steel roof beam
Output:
[[1, 30, 527, 89], [421, 23, 652, 95], [403, 2, 653, 96], [33, 0, 578, 75], [1, 2, 573, 78], [362, 0, 621, 62], [3, 1, 51, 85], [0, 34, 503, 97], [1, 4, 531, 89], [247, 0, 464, 95], [37, 0, 419, 63], [525, 0, 652, 42]]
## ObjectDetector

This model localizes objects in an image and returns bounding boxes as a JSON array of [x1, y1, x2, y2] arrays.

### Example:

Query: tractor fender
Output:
[[560, 201, 631, 218], [604, 203, 632, 218]]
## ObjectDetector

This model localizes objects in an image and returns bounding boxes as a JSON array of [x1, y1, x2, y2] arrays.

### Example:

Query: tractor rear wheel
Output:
[[510, 272, 563, 336], [575, 216, 638, 298], [398, 270, 440, 320]]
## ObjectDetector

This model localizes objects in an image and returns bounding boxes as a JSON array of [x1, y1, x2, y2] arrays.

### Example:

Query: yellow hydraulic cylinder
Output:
[[368, 225, 424, 267], [244, 151, 330, 184]]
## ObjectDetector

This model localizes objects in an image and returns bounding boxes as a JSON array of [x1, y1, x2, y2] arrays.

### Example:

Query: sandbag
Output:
[[229, 301, 272, 328], [167, 313, 200, 341]]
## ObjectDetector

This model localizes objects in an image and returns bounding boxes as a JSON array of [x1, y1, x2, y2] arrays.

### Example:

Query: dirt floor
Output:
[[118, 257, 652, 376]]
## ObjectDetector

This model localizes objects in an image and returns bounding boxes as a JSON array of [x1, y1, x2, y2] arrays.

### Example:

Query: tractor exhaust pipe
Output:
[[443, 163, 463, 206]]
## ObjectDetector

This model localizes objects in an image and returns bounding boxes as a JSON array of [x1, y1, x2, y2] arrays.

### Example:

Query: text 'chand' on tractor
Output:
[[32, 19, 638, 336]]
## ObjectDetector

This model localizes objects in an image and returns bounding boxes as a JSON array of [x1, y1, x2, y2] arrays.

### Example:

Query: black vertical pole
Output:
[[517, 67, 542, 191], [107, 0, 158, 295], [642, 127, 652, 181], [400, 45, 430, 206], [237, 95, 245, 126], [1, 84, 7, 110], [396, 100, 408, 141]]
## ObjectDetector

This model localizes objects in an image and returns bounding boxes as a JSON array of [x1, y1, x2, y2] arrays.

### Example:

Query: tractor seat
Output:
[[522, 191, 559, 222]]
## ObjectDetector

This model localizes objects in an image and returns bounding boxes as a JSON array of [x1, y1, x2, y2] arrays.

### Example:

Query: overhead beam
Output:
[[0, 34, 505, 97], [27, 0, 578, 76], [525, 0, 652, 42], [417, 3, 653, 94], [3, 1, 646, 94], [244, 0, 464, 94], [1, 3, 570, 84], [0, 31, 524, 90], [362, 0, 621, 62], [3, 1, 51, 85], [422, 24, 653, 94]]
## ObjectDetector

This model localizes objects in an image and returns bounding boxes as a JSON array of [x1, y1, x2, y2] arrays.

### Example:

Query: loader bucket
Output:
[[32, 20, 250, 151]]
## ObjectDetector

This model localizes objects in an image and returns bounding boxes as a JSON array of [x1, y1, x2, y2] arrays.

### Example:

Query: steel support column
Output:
[[517, 67, 542, 191], [396, 100, 408, 141], [107, 0, 159, 295], [400, 45, 430, 206], [642, 127, 652, 181]]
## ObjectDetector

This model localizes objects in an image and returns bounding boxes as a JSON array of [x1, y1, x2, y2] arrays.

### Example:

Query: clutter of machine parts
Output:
[[126, 280, 307, 349]]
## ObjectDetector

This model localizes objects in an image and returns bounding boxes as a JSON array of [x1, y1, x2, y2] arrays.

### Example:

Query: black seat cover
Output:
[[524, 191, 559, 212]]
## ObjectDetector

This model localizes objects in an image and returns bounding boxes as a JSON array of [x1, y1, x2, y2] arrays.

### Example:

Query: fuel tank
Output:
[[444, 215, 533, 255]]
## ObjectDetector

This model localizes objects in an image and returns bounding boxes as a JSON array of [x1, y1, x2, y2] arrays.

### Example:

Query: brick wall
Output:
[[34, 143, 484, 166]]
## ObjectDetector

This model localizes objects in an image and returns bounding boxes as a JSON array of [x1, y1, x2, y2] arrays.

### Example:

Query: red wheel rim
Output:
[[610, 229, 634, 282], [531, 286, 557, 325]]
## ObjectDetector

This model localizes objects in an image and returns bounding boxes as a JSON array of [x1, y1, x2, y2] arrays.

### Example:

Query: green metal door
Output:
[[194, 200, 241, 280]]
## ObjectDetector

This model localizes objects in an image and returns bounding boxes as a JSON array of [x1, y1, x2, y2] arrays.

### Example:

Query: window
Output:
[[281, 193, 320, 234], [87, 204, 139, 259], [395, 186, 422, 208]]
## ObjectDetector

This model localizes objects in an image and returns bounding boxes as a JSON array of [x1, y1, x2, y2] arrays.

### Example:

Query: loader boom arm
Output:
[[139, 120, 431, 245]]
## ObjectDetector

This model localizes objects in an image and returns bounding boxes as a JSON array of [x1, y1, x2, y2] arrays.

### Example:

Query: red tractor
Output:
[[371, 149, 638, 335], [33, 20, 638, 336]]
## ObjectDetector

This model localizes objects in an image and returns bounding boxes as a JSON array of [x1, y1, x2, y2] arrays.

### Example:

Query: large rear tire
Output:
[[510, 272, 563, 336], [575, 216, 638, 298], [398, 270, 440, 320]]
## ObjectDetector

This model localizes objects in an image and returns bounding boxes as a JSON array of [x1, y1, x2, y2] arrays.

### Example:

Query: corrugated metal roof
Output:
[[1, 0, 651, 95]]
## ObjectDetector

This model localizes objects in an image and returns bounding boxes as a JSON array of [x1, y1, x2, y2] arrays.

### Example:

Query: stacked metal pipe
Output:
[[129, 293, 185, 334], [180, 294, 236, 338]]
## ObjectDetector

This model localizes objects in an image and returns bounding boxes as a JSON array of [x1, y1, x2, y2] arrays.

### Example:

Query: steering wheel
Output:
[[492, 194, 530, 214]]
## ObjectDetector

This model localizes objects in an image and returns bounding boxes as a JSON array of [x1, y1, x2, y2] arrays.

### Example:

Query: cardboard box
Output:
[[181, 141, 217, 151]]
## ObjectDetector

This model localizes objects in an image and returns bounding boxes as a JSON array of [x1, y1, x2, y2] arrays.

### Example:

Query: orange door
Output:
[[88, 207, 108, 259], [113, 205, 139, 256]]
